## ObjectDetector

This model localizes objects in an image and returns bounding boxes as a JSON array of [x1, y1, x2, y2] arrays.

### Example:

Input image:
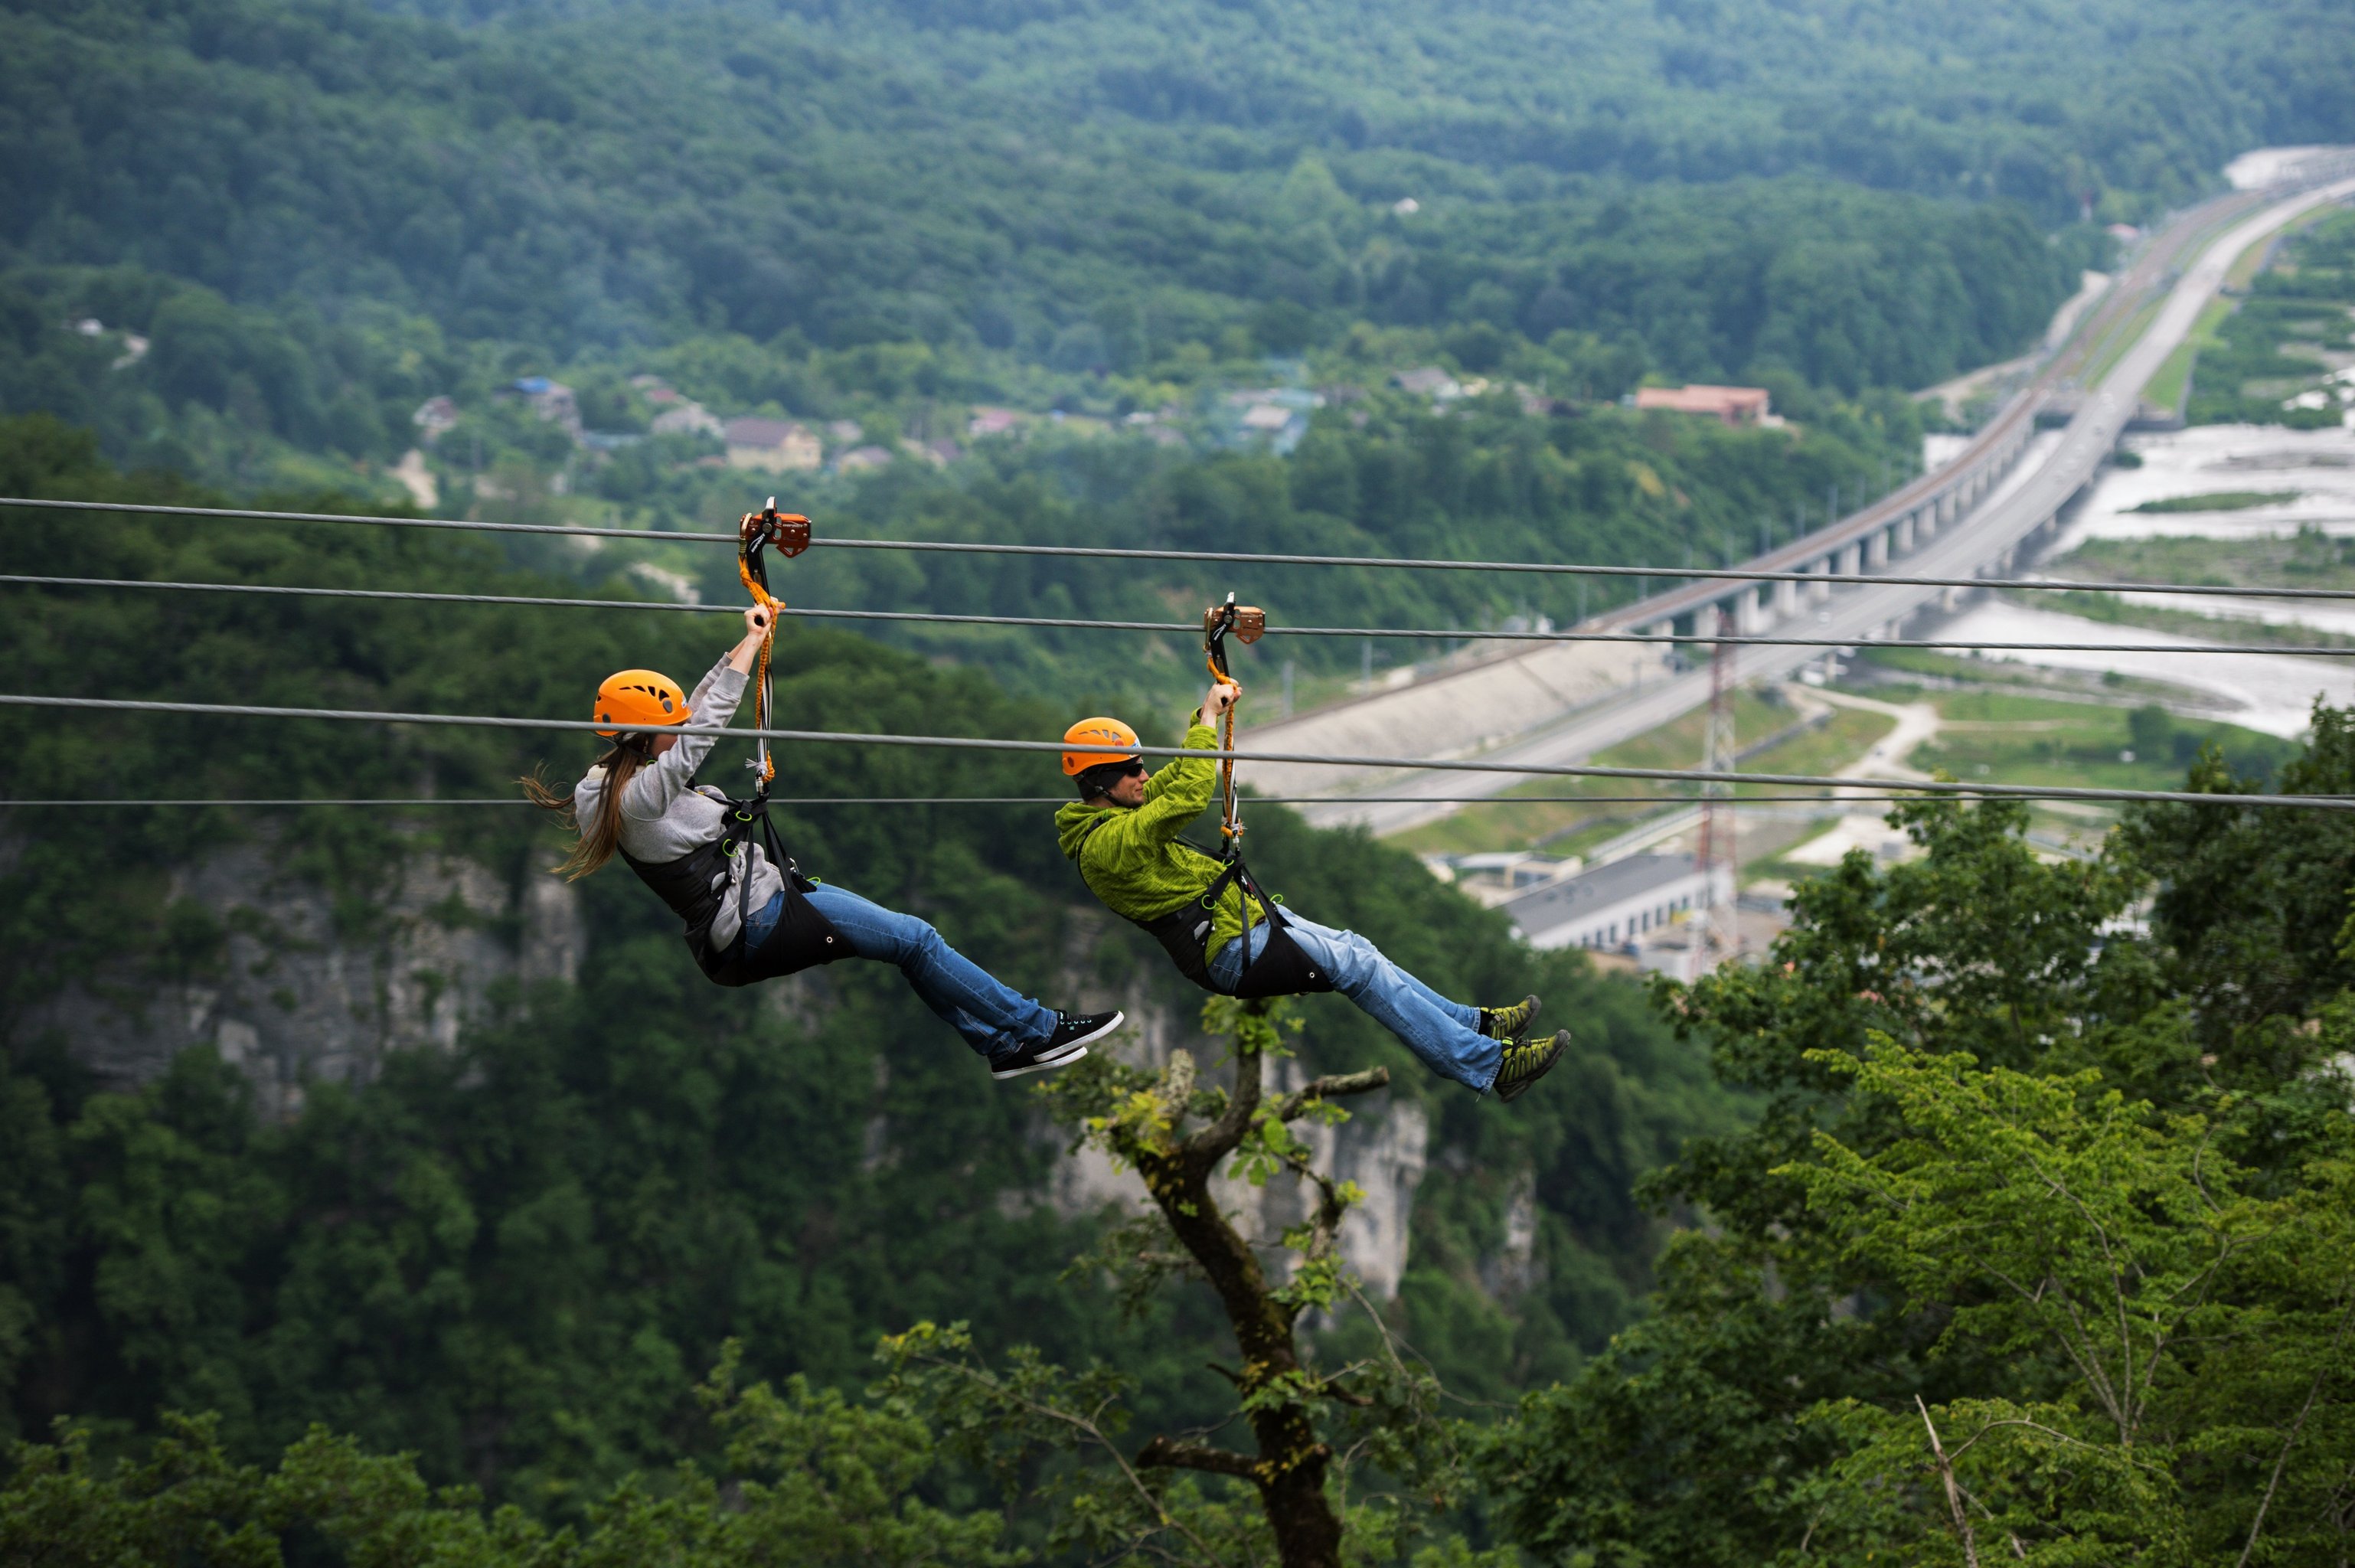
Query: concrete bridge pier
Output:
[[1736, 586, 1765, 635], [1809, 557, 1832, 603], [1867, 529, 1890, 568], [1837, 541, 1863, 577], [1895, 514, 1917, 553], [1775, 576, 1800, 617]]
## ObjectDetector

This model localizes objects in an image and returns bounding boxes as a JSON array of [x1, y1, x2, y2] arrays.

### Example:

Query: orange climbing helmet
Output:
[[594, 669, 692, 737], [1062, 716, 1141, 776]]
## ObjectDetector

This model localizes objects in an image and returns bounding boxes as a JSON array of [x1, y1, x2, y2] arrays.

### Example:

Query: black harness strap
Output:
[[622, 790, 847, 987], [1073, 815, 1333, 999]]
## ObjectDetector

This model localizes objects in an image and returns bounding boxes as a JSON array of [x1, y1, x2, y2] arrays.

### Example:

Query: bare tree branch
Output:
[[1138, 1436, 1266, 1480], [1272, 1068, 1392, 1122], [909, 1350, 1234, 1568], [2238, 1282, 2355, 1568], [1186, 1037, 1262, 1162], [1919, 1396, 1984, 1568]]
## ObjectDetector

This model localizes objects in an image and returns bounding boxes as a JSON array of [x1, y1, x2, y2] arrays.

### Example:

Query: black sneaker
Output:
[[1480, 994, 1542, 1041], [1494, 1030, 1568, 1103], [991, 1010, 1125, 1080]]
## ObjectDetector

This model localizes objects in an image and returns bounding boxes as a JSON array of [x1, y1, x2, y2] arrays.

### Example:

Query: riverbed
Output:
[[1901, 422, 2355, 738], [2048, 423, 2355, 554], [1931, 598, 2350, 737]]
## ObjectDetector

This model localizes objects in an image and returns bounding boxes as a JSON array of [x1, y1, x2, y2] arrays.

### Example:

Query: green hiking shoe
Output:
[[1480, 993, 1542, 1042], [1494, 1031, 1568, 1103]]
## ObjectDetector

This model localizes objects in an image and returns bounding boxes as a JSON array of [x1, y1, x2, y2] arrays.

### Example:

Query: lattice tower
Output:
[[1694, 605, 1739, 969]]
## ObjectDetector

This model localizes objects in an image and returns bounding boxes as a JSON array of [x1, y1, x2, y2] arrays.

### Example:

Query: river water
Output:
[[1918, 423, 2355, 738], [1931, 598, 2352, 737], [2048, 423, 2355, 553]]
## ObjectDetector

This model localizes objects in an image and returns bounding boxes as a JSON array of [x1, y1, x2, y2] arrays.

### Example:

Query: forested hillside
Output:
[[0, 418, 1736, 1516], [11, 416, 2355, 1559], [18, 0, 2345, 499], [9, 0, 2355, 1555]]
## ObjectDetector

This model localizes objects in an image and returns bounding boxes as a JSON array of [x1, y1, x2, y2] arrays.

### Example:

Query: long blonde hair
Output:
[[521, 737, 652, 880]]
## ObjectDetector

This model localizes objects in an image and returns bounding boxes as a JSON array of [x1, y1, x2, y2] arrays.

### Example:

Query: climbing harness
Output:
[[613, 499, 844, 986], [619, 792, 846, 985], [1076, 596, 1332, 1001]]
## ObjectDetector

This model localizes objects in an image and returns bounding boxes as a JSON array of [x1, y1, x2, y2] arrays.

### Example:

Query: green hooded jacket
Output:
[[1053, 720, 1265, 962]]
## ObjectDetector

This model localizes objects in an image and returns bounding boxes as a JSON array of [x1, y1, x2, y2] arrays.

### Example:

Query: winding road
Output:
[[1249, 158, 2355, 835]]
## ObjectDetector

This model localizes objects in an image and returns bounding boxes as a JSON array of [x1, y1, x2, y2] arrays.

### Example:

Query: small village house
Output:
[[411, 397, 459, 442], [508, 377, 582, 439], [652, 400, 723, 438], [723, 416, 821, 472], [1632, 384, 1773, 427]]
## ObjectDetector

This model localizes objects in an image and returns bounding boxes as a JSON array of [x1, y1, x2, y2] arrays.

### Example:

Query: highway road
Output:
[[1265, 167, 2355, 836]]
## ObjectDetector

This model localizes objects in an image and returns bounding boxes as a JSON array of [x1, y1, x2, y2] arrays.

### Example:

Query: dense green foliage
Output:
[[17, 691, 2355, 1563], [0, 420, 1735, 1525], [2, 1367, 1021, 1565], [10, 0, 2337, 368], [5, 0, 2204, 353], [2, 0, 2221, 493], [8, 0, 2355, 1547], [1476, 735, 2355, 1563]]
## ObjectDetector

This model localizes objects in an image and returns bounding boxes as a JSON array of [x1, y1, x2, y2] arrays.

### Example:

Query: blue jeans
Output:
[[1209, 913, 1502, 1093], [745, 884, 1057, 1063]]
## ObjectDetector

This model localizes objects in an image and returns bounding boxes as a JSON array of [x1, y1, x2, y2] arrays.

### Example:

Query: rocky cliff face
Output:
[[1035, 1008, 1432, 1304], [15, 841, 584, 1116], [21, 845, 1438, 1302]]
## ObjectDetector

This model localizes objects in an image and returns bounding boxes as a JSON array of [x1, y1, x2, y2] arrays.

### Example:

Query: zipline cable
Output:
[[11, 494, 2354, 604], [7, 573, 2348, 659], [0, 691, 2340, 812], [0, 793, 2105, 808]]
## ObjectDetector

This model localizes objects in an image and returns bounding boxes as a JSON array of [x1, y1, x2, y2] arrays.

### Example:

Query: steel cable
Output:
[[0, 691, 2339, 811], [0, 793, 2093, 807], [5, 572, 2347, 659], [10, 493, 2354, 603]]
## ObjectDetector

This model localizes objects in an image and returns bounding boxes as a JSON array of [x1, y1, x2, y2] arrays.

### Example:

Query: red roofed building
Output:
[[1633, 384, 1772, 426]]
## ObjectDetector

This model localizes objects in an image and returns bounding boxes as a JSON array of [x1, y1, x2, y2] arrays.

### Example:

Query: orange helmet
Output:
[[594, 669, 691, 737], [1062, 716, 1141, 776]]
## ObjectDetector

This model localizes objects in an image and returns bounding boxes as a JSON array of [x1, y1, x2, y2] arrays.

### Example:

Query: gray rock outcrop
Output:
[[12, 841, 584, 1116]]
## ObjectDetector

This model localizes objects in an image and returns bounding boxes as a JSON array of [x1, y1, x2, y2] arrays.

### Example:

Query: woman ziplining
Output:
[[1054, 599, 1568, 1102], [522, 505, 1120, 1080]]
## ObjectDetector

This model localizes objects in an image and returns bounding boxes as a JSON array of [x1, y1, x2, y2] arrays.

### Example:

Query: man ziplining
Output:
[[1053, 601, 1567, 1102]]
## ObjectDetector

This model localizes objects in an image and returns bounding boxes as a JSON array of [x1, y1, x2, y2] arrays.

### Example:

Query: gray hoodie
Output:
[[573, 657, 785, 949]]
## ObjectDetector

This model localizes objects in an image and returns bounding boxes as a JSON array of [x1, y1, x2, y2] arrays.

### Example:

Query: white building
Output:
[[1501, 852, 1730, 952], [412, 396, 459, 442], [1424, 851, 1579, 910], [650, 396, 723, 438]]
